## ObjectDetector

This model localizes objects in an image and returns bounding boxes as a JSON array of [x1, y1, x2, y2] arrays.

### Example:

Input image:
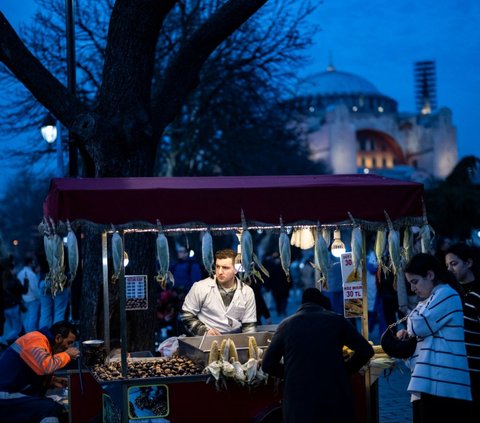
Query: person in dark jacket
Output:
[[0, 320, 79, 423], [262, 288, 374, 423], [445, 243, 480, 420]]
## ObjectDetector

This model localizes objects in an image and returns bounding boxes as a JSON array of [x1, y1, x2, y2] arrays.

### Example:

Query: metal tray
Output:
[[178, 332, 273, 366]]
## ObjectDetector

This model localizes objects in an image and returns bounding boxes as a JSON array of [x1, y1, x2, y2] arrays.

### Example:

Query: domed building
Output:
[[289, 64, 458, 182]]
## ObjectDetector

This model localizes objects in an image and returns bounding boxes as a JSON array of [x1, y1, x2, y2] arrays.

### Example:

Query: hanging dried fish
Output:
[[66, 220, 78, 283], [240, 210, 254, 281], [155, 221, 174, 288], [310, 223, 330, 290], [279, 217, 291, 282], [111, 228, 123, 284], [385, 211, 408, 311], [201, 230, 214, 277]]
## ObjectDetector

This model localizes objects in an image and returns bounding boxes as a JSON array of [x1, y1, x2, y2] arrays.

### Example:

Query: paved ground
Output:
[[378, 363, 412, 423]]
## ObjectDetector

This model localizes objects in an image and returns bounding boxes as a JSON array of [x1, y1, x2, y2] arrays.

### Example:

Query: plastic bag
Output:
[[156, 336, 181, 357]]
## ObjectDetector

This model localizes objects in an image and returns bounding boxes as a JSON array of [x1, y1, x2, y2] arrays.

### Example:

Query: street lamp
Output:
[[65, 0, 78, 176], [41, 113, 64, 177]]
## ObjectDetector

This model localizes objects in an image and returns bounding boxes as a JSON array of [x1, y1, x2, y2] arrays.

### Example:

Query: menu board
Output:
[[340, 252, 363, 318], [125, 275, 148, 310]]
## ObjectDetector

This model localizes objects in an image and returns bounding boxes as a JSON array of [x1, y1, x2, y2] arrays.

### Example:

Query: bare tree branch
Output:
[[153, 0, 268, 131], [0, 12, 88, 130]]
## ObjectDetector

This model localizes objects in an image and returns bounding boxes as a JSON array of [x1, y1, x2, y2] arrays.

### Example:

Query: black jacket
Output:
[[262, 303, 374, 423]]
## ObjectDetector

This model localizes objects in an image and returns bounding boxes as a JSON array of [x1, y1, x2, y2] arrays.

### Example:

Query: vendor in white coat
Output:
[[180, 248, 257, 335]]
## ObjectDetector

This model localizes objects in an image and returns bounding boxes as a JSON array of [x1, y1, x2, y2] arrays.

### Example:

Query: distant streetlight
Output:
[[41, 113, 64, 177]]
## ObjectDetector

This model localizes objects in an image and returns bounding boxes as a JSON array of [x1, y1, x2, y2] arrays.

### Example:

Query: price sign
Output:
[[125, 275, 148, 310], [340, 252, 363, 318]]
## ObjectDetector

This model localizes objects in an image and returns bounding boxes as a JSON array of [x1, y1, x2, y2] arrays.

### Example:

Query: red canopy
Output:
[[43, 174, 424, 227]]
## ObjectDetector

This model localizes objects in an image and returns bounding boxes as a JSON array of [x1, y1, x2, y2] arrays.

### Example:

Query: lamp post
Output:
[[41, 113, 64, 177], [65, 0, 78, 176]]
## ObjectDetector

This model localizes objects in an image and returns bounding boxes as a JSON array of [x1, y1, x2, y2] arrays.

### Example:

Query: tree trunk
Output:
[[78, 223, 158, 352]]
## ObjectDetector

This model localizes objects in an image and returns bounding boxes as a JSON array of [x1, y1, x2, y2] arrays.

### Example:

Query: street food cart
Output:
[[42, 174, 424, 423]]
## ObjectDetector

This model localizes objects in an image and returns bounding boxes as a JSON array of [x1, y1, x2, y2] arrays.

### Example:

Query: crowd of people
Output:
[[1, 254, 71, 350], [1, 235, 479, 423]]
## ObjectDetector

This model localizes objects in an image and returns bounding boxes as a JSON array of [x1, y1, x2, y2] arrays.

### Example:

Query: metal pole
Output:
[[102, 232, 110, 355], [65, 0, 78, 176], [55, 123, 64, 177]]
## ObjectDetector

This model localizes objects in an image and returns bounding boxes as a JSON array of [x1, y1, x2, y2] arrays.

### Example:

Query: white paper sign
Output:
[[125, 275, 148, 310], [340, 252, 363, 318]]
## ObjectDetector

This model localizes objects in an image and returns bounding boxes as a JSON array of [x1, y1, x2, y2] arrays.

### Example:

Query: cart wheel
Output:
[[257, 406, 283, 423]]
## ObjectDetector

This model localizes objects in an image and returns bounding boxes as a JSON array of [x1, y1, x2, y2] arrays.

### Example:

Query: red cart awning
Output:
[[43, 174, 424, 226]]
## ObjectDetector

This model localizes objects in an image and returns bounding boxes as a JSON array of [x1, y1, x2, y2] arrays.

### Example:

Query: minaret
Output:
[[414, 61, 437, 115]]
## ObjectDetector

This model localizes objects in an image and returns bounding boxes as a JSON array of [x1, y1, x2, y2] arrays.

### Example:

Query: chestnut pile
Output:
[[90, 356, 203, 381]]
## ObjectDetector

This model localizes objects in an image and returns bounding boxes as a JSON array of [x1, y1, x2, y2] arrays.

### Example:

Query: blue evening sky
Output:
[[1, 0, 479, 187]]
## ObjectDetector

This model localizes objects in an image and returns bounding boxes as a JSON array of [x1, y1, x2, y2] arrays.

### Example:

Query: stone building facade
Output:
[[290, 65, 458, 182]]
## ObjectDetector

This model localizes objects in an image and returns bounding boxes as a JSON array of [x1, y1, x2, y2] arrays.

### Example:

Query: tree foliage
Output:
[[0, 0, 320, 177], [425, 156, 480, 240]]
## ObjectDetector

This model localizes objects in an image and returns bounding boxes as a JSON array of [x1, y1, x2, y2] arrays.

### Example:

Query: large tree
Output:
[[0, 0, 318, 176], [0, 0, 320, 347]]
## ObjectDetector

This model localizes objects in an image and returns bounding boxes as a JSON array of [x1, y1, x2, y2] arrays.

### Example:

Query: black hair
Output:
[[50, 320, 78, 338], [405, 253, 462, 295], [302, 288, 332, 310], [445, 243, 480, 279]]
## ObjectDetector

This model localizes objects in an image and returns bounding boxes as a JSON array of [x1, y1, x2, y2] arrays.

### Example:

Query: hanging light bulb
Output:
[[331, 229, 346, 258], [123, 251, 129, 267]]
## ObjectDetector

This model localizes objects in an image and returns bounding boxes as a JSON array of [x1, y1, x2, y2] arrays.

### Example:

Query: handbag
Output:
[[380, 315, 417, 359]]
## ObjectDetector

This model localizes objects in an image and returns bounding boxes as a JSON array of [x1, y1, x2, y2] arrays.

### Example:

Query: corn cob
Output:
[[385, 212, 408, 310], [312, 223, 330, 290], [240, 210, 253, 280], [219, 339, 228, 360], [201, 230, 214, 277], [229, 339, 239, 362], [49, 219, 66, 296], [208, 340, 219, 364], [402, 226, 414, 264], [279, 217, 291, 282], [111, 230, 123, 283], [322, 227, 331, 248], [155, 221, 174, 288], [221, 339, 231, 362], [43, 218, 54, 291], [374, 228, 387, 274], [248, 336, 259, 360], [420, 224, 435, 254], [351, 225, 363, 273], [66, 220, 78, 283]]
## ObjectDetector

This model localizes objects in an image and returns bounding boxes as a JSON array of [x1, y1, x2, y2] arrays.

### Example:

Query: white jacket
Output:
[[182, 277, 257, 334], [17, 266, 41, 303]]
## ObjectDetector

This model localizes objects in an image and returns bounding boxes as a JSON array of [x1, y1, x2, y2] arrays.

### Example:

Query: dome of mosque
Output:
[[295, 66, 381, 97]]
